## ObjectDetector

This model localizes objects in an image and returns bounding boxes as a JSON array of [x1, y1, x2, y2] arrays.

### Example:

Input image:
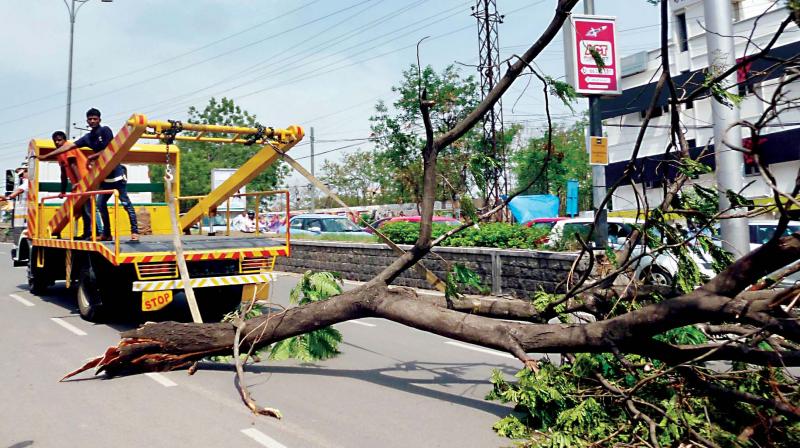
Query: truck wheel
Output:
[[76, 267, 104, 322], [27, 247, 49, 295]]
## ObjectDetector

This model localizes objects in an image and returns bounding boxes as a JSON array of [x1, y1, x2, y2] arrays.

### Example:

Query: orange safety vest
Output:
[[56, 147, 89, 187]]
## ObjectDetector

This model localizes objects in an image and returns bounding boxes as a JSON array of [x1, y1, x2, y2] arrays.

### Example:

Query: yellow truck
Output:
[[9, 114, 303, 322]]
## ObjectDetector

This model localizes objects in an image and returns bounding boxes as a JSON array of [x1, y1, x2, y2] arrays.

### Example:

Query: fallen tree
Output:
[[66, 1, 800, 446]]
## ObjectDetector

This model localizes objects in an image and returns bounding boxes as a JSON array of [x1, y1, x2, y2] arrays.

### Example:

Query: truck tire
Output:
[[27, 246, 50, 295], [76, 266, 104, 322]]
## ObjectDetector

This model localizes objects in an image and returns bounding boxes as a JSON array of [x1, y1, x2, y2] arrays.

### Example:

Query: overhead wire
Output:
[[140, 0, 546, 123], [0, 0, 377, 126], [124, 1, 474, 121], [0, 0, 324, 113], [111, 0, 442, 122]]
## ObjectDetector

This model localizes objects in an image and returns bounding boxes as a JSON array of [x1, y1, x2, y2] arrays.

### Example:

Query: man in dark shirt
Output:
[[67, 108, 139, 242]]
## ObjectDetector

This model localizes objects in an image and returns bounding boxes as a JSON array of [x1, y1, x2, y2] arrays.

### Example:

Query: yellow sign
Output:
[[589, 136, 608, 165], [142, 290, 173, 312]]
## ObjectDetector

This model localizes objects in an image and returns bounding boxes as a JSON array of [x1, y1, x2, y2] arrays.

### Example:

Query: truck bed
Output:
[[100, 234, 285, 253]]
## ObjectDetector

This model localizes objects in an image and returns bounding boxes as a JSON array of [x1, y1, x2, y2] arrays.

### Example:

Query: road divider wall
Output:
[[274, 240, 591, 299]]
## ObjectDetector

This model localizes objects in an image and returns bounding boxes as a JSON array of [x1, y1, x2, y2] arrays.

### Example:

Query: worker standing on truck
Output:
[[60, 108, 139, 242], [39, 131, 96, 239]]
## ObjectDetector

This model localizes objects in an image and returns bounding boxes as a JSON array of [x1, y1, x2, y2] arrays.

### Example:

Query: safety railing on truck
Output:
[[177, 189, 291, 249], [38, 189, 122, 261]]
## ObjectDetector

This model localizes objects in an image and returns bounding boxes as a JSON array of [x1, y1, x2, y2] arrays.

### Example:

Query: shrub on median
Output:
[[380, 221, 549, 249]]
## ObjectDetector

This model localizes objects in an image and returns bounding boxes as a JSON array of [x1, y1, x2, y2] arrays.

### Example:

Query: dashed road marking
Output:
[[241, 428, 288, 448], [51, 318, 87, 336], [444, 341, 515, 359], [145, 372, 177, 387], [9, 293, 34, 307], [342, 320, 376, 327]]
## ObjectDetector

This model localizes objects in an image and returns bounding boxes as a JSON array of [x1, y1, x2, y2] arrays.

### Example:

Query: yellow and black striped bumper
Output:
[[131, 273, 274, 292]]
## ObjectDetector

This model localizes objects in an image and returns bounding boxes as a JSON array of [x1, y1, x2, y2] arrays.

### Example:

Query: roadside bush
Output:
[[381, 221, 549, 249]]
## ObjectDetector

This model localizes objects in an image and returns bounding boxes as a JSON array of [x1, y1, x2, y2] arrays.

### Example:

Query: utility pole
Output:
[[309, 126, 315, 212], [703, 0, 749, 258], [66, 3, 77, 137], [64, 0, 113, 138], [472, 0, 507, 215], [584, 0, 608, 248]]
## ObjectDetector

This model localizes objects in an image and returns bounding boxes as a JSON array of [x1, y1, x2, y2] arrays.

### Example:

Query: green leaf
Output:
[[269, 271, 344, 362], [460, 194, 478, 223], [703, 71, 743, 108], [677, 157, 712, 178], [587, 46, 607, 72], [724, 189, 754, 209], [545, 76, 578, 112]]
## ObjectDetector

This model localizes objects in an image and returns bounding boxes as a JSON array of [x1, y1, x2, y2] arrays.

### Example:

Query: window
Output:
[[732, 1, 743, 22], [643, 178, 661, 189], [321, 217, 363, 232], [744, 161, 761, 176], [738, 80, 756, 97], [676, 13, 689, 52], [743, 151, 764, 176], [304, 219, 324, 230], [290, 218, 304, 229], [751, 224, 800, 245], [640, 104, 669, 120]]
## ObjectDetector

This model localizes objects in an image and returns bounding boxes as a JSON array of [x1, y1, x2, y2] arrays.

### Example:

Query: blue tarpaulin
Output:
[[508, 194, 560, 224], [566, 180, 579, 217]]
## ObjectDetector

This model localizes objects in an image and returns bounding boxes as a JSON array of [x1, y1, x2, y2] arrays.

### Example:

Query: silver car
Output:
[[547, 217, 715, 287]]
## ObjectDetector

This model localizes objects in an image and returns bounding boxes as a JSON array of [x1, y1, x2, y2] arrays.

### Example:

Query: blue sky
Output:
[[0, 0, 662, 183]]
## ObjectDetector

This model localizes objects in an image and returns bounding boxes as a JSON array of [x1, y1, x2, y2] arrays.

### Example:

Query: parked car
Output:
[[547, 217, 715, 286], [748, 220, 800, 250], [385, 215, 462, 226], [366, 217, 393, 233], [191, 214, 228, 234], [524, 217, 570, 229], [277, 213, 372, 237], [748, 220, 800, 286]]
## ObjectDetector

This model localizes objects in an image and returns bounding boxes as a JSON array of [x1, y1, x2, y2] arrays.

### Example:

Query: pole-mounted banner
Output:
[[563, 14, 622, 96]]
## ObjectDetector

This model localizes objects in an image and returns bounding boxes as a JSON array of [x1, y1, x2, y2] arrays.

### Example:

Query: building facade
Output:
[[598, 0, 800, 215]]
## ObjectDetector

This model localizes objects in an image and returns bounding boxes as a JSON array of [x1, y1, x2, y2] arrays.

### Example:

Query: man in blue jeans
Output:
[[61, 108, 139, 242]]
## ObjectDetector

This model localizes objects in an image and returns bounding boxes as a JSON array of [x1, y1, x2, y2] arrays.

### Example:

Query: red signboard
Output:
[[563, 15, 621, 96]]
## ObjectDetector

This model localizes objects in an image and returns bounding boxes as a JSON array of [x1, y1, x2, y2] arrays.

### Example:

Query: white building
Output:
[[599, 0, 800, 214]]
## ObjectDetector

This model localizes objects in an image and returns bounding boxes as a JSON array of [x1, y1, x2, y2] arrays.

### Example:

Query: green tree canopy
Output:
[[319, 149, 381, 206], [512, 120, 591, 214], [369, 64, 483, 204]]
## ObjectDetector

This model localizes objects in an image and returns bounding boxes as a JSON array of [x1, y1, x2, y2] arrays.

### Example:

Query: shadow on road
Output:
[[196, 359, 518, 418], [18, 282, 143, 333]]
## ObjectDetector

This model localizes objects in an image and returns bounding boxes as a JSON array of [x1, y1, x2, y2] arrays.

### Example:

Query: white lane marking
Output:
[[342, 320, 376, 327], [51, 318, 87, 336], [145, 372, 177, 388], [444, 341, 515, 359], [241, 428, 288, 448], [9, 293, 34, 307]]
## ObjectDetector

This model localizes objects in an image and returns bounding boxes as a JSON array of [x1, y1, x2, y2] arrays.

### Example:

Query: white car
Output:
[[748, 220, 800, 286], [748, 220, 800, 251], [547, 217, 715, 286]]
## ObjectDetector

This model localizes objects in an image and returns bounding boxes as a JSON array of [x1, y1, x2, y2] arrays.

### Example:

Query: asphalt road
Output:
[[0, 242, 524, 448]]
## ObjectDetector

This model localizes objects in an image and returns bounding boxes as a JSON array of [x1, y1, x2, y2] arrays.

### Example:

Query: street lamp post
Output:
[[64, 0, 112, 138]]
